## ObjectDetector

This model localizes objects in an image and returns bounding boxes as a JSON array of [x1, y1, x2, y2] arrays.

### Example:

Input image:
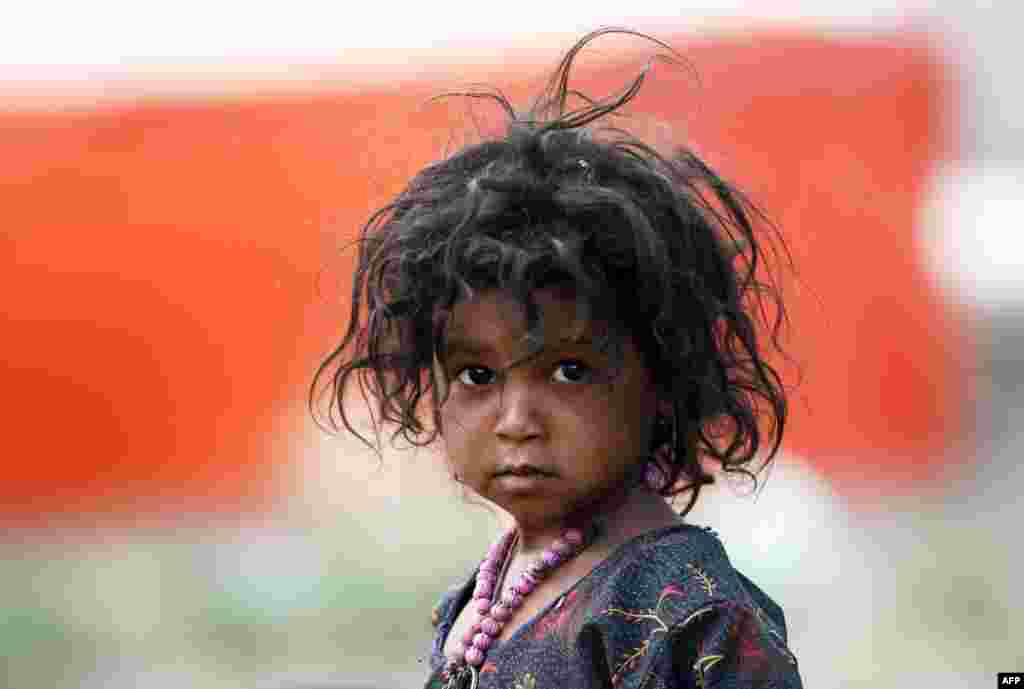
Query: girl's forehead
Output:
[[443, 287, 608, 342]]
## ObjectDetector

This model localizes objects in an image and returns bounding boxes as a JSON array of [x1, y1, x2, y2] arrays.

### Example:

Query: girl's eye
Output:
[[552, 359, 593, 384], [455, 366, 496, 387], [453, 360, 593, 387]]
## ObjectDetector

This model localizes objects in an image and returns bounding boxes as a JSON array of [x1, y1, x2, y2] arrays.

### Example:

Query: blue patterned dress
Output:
[[425, 524, 803, 688]]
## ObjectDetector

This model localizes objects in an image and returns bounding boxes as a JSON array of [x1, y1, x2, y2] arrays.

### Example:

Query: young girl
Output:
[[313, 27, 802, 689]]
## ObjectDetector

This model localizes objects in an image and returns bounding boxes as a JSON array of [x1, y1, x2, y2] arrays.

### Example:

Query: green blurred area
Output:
[[0, 446, 499, 689], [1, 527, 481, 688]]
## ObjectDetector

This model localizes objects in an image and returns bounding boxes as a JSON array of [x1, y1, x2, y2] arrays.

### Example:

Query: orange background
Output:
[[0, 33, 967, 525]]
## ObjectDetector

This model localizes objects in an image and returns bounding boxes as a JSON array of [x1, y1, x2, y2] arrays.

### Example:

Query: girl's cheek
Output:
[[441, 394, 487, 436]]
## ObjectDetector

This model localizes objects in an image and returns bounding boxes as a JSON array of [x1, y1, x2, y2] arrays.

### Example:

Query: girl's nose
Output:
[[493, 380, 543, 442]]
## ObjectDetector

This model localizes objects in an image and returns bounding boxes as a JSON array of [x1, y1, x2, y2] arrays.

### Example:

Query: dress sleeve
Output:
[[642, 601, 803, 689], [579, 528, 802, 689]]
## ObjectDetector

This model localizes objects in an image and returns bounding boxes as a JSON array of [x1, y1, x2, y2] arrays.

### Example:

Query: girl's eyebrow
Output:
[[443, 334, 596, 358]]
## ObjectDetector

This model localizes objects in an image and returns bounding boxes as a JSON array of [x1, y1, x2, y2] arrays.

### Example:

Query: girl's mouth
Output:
[[494, 468, 553, 493], [496, 465, 552, 478]]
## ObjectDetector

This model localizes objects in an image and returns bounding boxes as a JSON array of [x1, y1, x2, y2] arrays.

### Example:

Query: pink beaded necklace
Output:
[[441, 525, 591, 689]]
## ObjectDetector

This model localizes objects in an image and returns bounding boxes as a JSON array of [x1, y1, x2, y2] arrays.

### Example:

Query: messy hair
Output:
[[311, 27, 793, 517]]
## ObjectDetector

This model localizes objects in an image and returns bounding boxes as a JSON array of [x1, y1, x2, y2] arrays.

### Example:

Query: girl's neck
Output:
[[513, 481, 683, 558]]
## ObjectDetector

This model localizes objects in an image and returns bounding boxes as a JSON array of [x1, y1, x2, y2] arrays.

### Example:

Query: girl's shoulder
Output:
[[593, 523, 786, 631], [590, 523, 749, 608], [576, 523, 801, 687]]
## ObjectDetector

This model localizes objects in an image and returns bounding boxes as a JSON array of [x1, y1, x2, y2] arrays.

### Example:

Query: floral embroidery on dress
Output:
[[687, 563, 717, 597], [693, 652, 726, 689], [603, 580, 717, 684], [689, 601, 798, 687], [531, 589, 578, 641], [741, 605, 800, 675], [751, 603, 799, 666], [510, 672, 537, 689]]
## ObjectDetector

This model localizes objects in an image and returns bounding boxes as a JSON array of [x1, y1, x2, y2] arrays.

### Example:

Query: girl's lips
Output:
[[495, 464, 553, 477], [494, 471, 552, 493]]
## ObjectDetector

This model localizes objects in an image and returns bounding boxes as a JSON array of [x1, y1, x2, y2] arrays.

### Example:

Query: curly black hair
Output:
[[311, 27, 794, 517]]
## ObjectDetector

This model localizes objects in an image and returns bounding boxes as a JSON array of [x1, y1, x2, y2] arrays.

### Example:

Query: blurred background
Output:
[[2, 2, 1021, 688]]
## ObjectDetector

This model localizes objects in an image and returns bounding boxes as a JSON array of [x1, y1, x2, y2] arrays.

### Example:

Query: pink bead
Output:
[[480, 618, 502, 636], [475, 598, 492, 615], [490, 603, 511, 621], [476, 571, 496, 588], [479, 560, 498, 575], [552, 538, 573, 556], [542, 549, 562, 567], [474, 580, 493, 599], [564, 528, 584, 546], [464, 646, 485, 666], [528, 562, 547, 578], [472, 632, 493, 650], [514, 577, 536, 595]]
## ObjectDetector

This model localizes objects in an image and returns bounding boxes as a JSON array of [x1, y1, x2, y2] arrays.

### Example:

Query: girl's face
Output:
[[436, 286, 663, 533]]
